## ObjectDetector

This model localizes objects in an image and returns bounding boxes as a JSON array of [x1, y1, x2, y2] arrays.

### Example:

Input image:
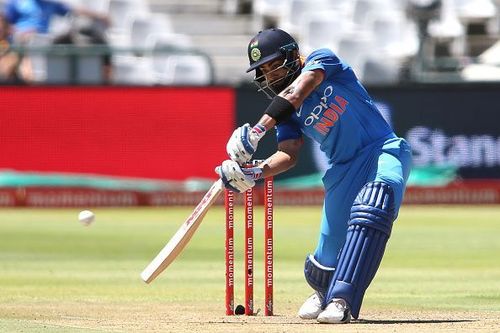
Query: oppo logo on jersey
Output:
[[300, 85, 349, 136]]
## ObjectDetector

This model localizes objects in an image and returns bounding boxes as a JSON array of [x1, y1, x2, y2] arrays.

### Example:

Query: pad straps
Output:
[[304, 254, 336, 297]]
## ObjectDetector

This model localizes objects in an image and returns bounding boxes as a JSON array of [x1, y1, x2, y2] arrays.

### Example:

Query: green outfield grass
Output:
[[0, 205, 499, 332]]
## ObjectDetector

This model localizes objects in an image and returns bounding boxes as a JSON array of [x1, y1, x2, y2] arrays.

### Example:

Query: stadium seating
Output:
[[252, 0, 288, 28], [335, 32, 373, 79], [82, 0, 110, 14], [352, 0, 380, 27], [155, 54, 213, 85], [454, 0, 497, 22], [26, 34, 53, 82], [16, 0, 500, 84], [112, 56, 155, 85], [26, 33, 106, 84], [279, 0, 328, 38], [130, 13, 174, 50], [150, 33, 196, 81], [479, 39, 500, 64], [362, 58, 401, 85], [370, 11, 419, 60], [300, 11, 351, 55], [108, 0, 149, 33], [146, 32, 193, 51], [461, 63, 500, 80], [427, 0, 466, 57], [300, 1, 420, 83], [76, 55, 105, 84]]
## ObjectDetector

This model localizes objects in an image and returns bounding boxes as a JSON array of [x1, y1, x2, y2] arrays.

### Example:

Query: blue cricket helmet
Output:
[[246, 28, 301, 98], [246, 28, 299, 73]]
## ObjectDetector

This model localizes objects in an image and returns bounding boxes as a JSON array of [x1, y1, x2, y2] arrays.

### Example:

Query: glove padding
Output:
[[226, 123, 266, 164], [215, 160, 256, 193]]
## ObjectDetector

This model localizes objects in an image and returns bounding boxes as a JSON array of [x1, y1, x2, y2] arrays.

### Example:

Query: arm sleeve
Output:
[[276, 119, 302, 143]]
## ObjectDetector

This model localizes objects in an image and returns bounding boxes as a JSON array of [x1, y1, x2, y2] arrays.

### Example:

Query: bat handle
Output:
[[242, 159, 264, 168]]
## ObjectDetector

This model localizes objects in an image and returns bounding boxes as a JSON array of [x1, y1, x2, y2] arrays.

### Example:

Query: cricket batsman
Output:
[[215, 28, 412, 323]]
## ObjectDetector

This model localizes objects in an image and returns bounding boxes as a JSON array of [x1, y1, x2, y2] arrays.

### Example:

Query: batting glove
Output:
[[215, 160, 260, 193], [226, 123, 266, 165]]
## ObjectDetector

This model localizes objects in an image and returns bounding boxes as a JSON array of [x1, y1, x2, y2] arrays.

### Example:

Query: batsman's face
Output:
[[253, 53, 300, 98], [260, 58, 288, 84]]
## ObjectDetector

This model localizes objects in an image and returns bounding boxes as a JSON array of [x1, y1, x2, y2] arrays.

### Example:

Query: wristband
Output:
[[252, 124, 266, 137], [264, 96, 296, 124], [242, 167, 263, 181]]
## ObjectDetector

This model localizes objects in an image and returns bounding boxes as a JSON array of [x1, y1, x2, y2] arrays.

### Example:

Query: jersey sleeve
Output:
[[4, 1, 19, 24], [54, 2, 71, 16], [276, 119, 302, 143], [302, 48, 350, 79]]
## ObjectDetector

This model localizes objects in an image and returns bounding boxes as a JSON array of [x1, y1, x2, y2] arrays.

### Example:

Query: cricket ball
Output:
[[78, 210, 95, 226], [234, 304, 245, 315]]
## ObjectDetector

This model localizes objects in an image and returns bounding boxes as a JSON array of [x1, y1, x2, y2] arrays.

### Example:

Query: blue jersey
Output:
[[276, 48, 394, 165], [5, 0, 70, 33]]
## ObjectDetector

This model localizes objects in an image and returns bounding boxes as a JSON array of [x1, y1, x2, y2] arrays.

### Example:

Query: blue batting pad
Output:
[[324, 182, 395, 318]]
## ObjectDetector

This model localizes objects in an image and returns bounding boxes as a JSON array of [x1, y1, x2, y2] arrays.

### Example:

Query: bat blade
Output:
[[141, 179, 224, 283]]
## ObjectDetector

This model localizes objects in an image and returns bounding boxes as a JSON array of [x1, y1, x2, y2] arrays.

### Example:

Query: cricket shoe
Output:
[[298, 292, 323, 319], [316, 298, 351, 324]]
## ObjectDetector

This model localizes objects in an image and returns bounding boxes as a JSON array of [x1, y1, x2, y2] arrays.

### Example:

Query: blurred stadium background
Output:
[[0, 1, 500, 331], [0, 0, 499, 205], [1, 0, 500, 85]]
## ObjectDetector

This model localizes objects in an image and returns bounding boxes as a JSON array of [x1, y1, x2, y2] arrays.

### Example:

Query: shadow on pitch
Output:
[[355, 319, 477, 325]]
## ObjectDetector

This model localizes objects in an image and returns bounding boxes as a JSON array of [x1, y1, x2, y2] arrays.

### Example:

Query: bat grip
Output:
[[242, 159, 264, 168]]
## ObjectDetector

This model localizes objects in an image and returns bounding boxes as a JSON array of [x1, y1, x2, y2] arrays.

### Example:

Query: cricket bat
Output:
[[141, 179, 224, 283]]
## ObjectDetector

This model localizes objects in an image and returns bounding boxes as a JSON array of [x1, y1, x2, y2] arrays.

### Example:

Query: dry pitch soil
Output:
[[2, 302, 499, 333]]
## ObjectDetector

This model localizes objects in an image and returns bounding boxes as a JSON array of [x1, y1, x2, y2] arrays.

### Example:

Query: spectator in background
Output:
[[3, 0, 110, 84], [4, 0, 109, 40], [53, 21, 112, 84], [0, 12, 22, 82]]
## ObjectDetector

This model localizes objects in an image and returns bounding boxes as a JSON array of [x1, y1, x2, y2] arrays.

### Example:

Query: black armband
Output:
[[264, 96, 296, 124]]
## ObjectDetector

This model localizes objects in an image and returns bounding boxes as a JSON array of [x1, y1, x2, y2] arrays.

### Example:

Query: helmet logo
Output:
[[251, 48, 261, 61]]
